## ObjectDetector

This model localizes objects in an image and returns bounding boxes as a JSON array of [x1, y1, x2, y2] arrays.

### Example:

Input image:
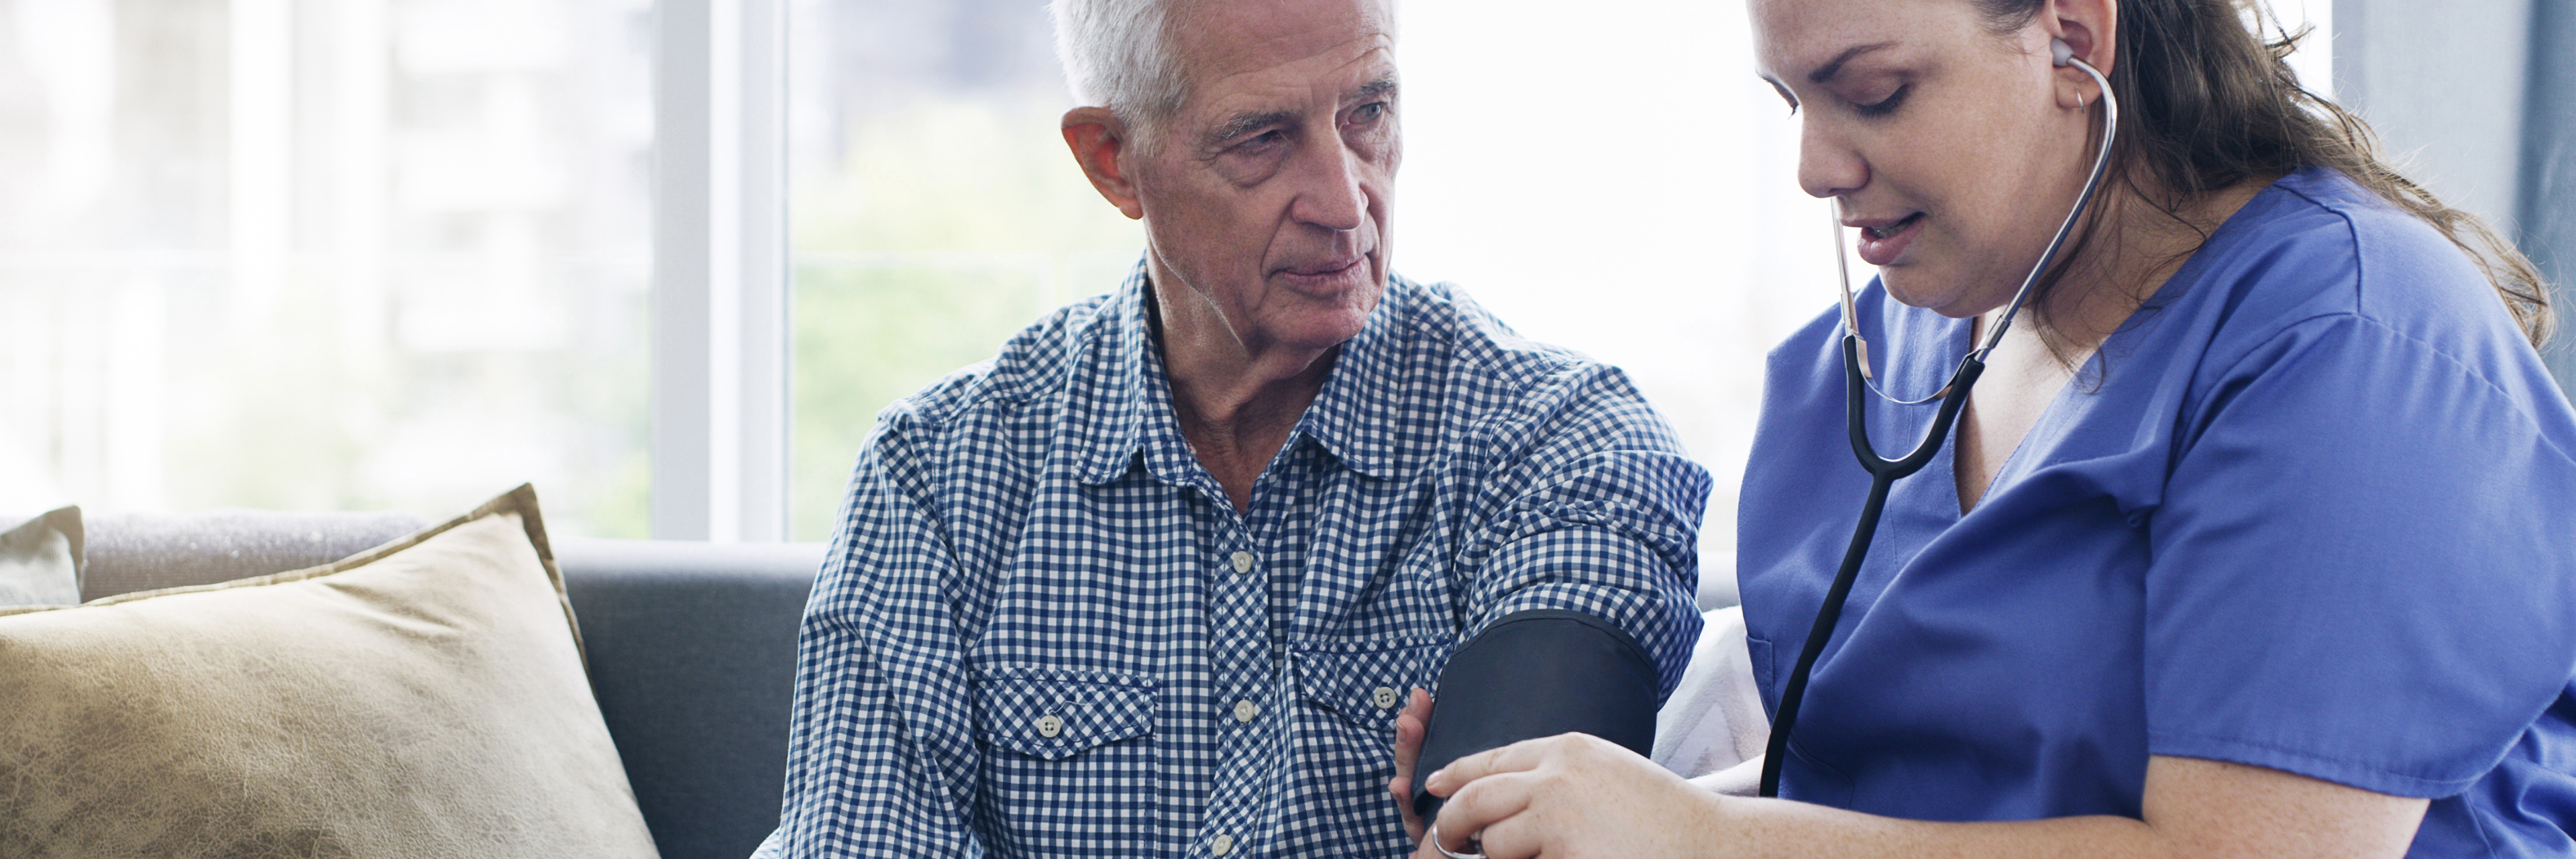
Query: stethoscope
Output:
[[1755, 38, 2121, 799]]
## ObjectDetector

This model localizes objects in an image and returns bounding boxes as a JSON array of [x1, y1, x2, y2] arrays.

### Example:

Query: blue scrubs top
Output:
[[1737, 166, 2576, 856]]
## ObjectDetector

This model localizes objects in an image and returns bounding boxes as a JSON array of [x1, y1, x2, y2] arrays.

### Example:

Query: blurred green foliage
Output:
[[137, 263, 652, 540], [793, 264, 1049, 539], [789, 99, 1142, 540]]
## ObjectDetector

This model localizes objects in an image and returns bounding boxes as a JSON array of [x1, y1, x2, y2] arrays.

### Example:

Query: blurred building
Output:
[[0, 0, 655, 534]]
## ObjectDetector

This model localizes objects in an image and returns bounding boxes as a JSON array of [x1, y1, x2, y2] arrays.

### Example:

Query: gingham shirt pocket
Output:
[[973, 666, 1158, 760], [1290, 635, 1448, 730]]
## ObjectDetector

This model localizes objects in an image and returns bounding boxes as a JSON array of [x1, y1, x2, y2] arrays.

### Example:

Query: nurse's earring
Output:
[[2051, 37, 2096, 112]]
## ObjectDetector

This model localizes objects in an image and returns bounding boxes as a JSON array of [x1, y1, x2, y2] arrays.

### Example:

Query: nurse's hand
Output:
[[1388, 688, 1434, 843], [1413, 732, 1721, 859], [1413, 743, 2428, 859]]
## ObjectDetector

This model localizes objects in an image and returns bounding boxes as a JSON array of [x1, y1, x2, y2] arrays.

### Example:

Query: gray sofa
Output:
[[79, 511, 821, 859]]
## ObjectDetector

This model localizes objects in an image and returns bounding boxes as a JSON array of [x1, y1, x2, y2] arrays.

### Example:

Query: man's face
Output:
[[1134, 0, 1400, 353]]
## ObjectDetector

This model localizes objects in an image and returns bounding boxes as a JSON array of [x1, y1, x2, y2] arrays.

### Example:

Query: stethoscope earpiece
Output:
[[2051, 36, 2076, 68]]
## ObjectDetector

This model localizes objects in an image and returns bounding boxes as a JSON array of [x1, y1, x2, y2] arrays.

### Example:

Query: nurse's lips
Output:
[[1848, 212, 1925, 266]]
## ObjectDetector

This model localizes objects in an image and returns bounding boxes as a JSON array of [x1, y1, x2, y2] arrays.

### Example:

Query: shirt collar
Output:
[[1073, 261, 1411, 487], [1291, 291, 1404, 482]]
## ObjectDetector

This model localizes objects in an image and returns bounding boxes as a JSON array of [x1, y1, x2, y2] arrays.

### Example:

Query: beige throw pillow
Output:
[[0, 506, 82, 607], [0, 485, 659, 858]]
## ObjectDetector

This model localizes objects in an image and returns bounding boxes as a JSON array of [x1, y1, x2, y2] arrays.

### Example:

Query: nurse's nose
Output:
[[1797, 116, 1868, 199]]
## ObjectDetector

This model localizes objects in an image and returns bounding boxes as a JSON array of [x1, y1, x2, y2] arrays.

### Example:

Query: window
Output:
[[0, 0, 2342, 572], [0, 0, 655, 536], [786, 0, 1140, 540], [780, 0, 2329, 604]]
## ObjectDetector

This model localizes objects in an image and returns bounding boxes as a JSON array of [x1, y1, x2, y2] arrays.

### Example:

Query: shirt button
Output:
[[1035, 715, 1063, 738], [1211, 833, 1236, 856], [1232, 699, 1258, 722], [1373, 687, 1400, 710], [1230, 551, 1256, 574]]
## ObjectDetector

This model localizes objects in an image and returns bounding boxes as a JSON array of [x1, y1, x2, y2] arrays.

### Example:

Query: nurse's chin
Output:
[[1877, 270, 2011, 319], [1875, 277, 1988, 317]]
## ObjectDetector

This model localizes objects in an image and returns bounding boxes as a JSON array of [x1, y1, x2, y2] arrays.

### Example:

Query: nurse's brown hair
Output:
[[1980, 0, 2555, 347]]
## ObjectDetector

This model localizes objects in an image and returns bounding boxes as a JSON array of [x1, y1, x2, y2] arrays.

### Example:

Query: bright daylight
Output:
[[5, 0, 2575, 857]]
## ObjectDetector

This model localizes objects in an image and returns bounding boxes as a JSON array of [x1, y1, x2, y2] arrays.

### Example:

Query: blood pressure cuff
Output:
[[1409, 609, 1659, 820]]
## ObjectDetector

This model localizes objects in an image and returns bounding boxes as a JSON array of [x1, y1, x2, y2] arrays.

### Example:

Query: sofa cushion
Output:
[[0, 485, 660, 858], [555, 537, 820, 859], [0, 507, 82, 606]]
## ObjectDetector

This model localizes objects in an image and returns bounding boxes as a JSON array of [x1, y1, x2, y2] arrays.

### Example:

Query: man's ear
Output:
[[1063, 107, 1147, 221]]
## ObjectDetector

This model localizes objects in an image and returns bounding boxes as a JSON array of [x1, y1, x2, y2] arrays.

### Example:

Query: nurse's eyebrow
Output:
[[1810, 41, 1898, 84]]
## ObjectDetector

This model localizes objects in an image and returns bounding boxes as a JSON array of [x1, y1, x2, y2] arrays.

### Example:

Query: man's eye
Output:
[[1348, 102, 1385, 125], [1856, 85, 1909, 117], [1236, 130, 1287, 152]]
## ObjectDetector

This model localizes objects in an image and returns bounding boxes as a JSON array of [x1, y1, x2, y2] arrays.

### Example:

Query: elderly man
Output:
[[751, 0, 1707, 856]]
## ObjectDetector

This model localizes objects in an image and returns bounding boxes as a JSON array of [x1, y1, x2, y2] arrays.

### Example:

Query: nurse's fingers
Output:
[[1424, 733, 1574, 797], [1428, 770, 1539, 854], [1470, 814, 1546, 859]]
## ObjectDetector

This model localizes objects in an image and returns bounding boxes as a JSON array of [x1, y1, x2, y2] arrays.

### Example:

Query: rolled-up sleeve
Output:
[[1454, 362, 1712, 699]]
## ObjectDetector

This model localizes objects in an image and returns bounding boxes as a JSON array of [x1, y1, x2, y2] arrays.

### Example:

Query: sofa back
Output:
[[84, 510, 429, 601], [77, 511, 821, 859], [557, 536, 821, 859]]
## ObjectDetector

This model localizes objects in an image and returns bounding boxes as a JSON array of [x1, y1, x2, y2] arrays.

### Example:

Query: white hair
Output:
[[1050, 0, 1399, 148], [1049, 0, 1189, 130]]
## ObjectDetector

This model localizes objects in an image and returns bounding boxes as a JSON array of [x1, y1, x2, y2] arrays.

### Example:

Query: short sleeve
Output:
[[2145, 313, 2576, 797]]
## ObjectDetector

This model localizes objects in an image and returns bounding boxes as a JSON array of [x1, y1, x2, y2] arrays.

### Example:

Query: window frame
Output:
[[650, 0, 792, 541]]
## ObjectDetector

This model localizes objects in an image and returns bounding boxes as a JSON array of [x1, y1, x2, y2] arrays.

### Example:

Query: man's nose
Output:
[[1288, 140, 1370, 233], [1797, 117, 1867, 200]]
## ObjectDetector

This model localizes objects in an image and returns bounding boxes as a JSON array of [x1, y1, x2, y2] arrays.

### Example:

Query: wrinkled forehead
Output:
[[1170, 0, 1399, 113]]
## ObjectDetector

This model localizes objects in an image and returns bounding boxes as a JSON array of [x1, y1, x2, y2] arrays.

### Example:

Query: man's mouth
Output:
[[1283, 256, 1364, 278]]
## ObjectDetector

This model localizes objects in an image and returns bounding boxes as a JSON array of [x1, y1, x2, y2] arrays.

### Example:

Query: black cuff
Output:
[[1409, 609, 1660, 820]]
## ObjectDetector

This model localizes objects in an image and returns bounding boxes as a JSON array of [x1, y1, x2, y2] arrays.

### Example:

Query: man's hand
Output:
[[1388, 688, 1435, 843]]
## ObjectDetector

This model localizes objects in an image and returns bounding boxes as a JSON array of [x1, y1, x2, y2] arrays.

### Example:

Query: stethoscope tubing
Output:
[[1757, 340, 1983, 797], [1758, 50, 2118, 799]]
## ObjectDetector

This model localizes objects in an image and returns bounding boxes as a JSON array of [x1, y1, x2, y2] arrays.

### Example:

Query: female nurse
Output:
[[1393, 0, 2576, 856]]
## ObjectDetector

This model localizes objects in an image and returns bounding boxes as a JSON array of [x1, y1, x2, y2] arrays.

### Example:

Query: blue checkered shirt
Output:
[[752, 266, 1709, 858]]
